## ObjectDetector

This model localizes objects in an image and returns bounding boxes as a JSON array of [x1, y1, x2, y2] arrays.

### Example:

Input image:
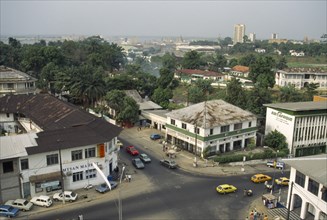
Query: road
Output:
[[27, 137, 288, 220]]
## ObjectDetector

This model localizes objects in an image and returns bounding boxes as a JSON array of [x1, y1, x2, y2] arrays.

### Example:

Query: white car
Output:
[[5, 199, 33, 211], [53, 191, 78, 202], [30, 195, 53, 207]]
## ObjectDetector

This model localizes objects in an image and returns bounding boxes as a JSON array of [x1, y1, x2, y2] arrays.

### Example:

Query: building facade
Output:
[[0, 66, 37, 97], [165, 100, 257, 157], [233, 24, 246, 45], [264, 102, 327, 157], [275, 68, 327, 89], [283, 155, 327, 220], [0, 94, 122, 202]]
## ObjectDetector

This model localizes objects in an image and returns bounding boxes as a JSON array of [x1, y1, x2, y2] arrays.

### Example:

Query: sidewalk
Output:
[[120, 126, 290, 220]]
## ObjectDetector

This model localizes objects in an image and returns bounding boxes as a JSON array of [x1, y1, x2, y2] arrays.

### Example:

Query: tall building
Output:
[[233, 24, 246, 44], [249, 33, 256, 42], [271, 33, 278, 39]]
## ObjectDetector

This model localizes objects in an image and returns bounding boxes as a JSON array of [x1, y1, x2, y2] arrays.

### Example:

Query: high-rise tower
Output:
[[233, 24, 246, 44]]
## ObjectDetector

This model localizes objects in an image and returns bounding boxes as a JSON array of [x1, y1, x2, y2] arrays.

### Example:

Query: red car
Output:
[[126, 146, 139, 156]]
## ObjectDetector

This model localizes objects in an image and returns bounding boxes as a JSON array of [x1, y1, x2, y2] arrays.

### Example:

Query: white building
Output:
[[0, 94, 122, 202], [165, 100, 257, 157], [233, 24, 246, 45], [275, 68, 327, 89], [264, 102, 327, 157], [283, 155, 327, 220]]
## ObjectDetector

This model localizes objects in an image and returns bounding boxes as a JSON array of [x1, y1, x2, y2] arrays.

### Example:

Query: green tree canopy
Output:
[[181, 50, 205, 69], [264, 129, 288, 151], [224, 78, 247, 108], [249, 56, 276, 88]]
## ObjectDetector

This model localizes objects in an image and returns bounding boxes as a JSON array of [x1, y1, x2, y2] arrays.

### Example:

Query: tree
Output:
[[239, 54, 257, 67], [304, 83, 319, 101], [249, 56, 276, 88], [157, 67, 174, 89], [228, 58, 238, 67], [151, 87, 173, 109], [209, 52, 227, 72], [278, 85, 302, 102], [246, 85, 272, 116], [225, 78, 247, 108], [276, 57, 288, 70], [116, 96, 139, 125], [161, 52, 177, 71], [181, 50, 205, 69], [264, 130, 288, 151]]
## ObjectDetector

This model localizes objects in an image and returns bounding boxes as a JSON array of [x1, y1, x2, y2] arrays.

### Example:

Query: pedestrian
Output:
[[254, 209, 257, 220], [260, 213, 264, 220], [128, 175, 131, 182], [263, 214, 268, 220], [244, 189, 247, 196], [249, 210, 254, 220]]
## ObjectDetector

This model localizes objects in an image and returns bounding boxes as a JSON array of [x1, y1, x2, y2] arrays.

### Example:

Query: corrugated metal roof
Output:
[[264, 101, 327, 111], [282, 154, 327, 186], [0, 133, 37, 160], [166, 100, 256, 128]]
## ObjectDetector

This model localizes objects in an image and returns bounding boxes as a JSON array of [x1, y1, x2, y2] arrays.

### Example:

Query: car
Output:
[[95, 181, 118, 193], [0, 205, 20, 218], [160, 159, 177, 169], [150, 134, 161, 140], [30, 195, 53, 208], [216, 184, 238, 194], [266, 160, 285, 169], [126, 146, 139, 156], [53, 191, 78, 202], [5, 199, 33, 211], [251, 174, 272, 183], [139, 153, 151, 163], [132, 158, 145, 169], [275, 177, 289, 186]]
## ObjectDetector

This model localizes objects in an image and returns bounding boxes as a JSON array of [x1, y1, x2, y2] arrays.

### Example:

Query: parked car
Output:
[[132, 158, 145, 169], [275, 177, 290, 186], [216, 184, 237, 194], [150, 134, 161, 140], [126, 146, 139, 156], [5, 199, 33, 212], [160, 159, 177, 169], [95, 181, 118, 193], [266, 160, 285, 169], [251, 174, 272, 183], [0, 205, 20, 218], [139, 153, 151, 163], [30, 195, 53, 208], [53, 191, 78, 202]]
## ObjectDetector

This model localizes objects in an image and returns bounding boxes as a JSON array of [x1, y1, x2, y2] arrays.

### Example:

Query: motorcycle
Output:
[[84, 183, 93, 190]]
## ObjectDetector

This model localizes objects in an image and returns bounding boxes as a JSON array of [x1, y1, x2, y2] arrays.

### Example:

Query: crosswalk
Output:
[[267, 207, 301, 220]]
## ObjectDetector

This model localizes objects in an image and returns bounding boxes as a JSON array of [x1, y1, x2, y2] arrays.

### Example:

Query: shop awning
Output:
[[29, 171, 62, 183]]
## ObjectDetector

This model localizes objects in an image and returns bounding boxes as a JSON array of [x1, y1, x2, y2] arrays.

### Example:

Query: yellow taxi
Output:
[[251, 174, 272, 183], [216, 184, 237, 194], [275, 177, 289, 186]]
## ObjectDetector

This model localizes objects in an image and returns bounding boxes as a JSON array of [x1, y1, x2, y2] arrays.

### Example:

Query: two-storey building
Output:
[[0, 94, 122, 202], [165, 100, 257, 157]]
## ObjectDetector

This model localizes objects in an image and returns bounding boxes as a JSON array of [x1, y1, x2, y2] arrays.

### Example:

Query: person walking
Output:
[[263, 214, 268, 220]]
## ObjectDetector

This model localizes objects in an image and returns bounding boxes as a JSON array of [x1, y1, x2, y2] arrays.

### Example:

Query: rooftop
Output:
[[176, 69, 223, 77], [264, 101, 327, 112], [166, 99, 256, 128], [231, 65, 250, 73], [282, 154, 327, 186], [280, 67, 327, 73], [0, 66, 37, 82]]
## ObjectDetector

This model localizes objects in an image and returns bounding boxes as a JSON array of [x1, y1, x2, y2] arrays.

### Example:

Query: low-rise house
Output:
[[230, 65, 250, 78], [0, 94, 122, 202], [275, 68, 327, 89], [165, 100, 257, 157], [283, 154, 327, 219], [0, 66, 37, 97], [174, 69, 224, 84]]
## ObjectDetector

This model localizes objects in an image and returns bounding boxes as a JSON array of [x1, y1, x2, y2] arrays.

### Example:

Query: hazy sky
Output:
[[1, 0, 326, 40]]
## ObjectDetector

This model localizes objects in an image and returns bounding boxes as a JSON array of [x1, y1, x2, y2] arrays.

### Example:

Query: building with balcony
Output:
[[283, 154, 327, 219], [264, 102, 327, 157], [165, 100, 257, 157], [0, 66, 37, 97], [0, 94, 122, 202], [275, 68, 327, 89]]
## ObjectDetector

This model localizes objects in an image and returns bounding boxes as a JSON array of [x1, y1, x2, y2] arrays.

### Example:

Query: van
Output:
[[266, 160, 285, 169]]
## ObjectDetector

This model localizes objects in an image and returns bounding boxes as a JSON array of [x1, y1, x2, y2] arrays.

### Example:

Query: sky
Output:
[[1, 0, 326, 40]]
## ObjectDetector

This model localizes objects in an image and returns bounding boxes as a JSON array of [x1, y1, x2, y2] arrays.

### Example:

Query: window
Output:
[[248, 122, 252, 127], [72, 150, 83, 161], [85, 148, 95, 158], [46, 154, 59, 166], [322, 187, 327, 202], [221, 125, 230, 133], [194, 127, 200, 134], [295, 171, 305, 187], [85, 169, 97, 179], [3, 161, 14, 173], [234, 123, 242, 130], [72, 171, 83, 182], [6, 113, 10, 118], [182, 123, 187, 129], [210, 129, 213, 135], [21, 159, 29, 170], [308, 178, 319, 196], [171, 119, 175, 125]]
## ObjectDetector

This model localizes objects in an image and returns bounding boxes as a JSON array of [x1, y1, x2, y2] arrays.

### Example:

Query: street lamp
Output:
[[271, 150, 279, 194]]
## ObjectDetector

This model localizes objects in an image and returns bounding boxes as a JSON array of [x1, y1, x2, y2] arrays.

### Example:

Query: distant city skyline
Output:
[[1, 1, 326, 41]]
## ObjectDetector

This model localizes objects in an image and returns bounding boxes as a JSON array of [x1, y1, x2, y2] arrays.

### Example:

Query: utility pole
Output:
[[58, 139, 65, 205], [287, 181, 294, 220]]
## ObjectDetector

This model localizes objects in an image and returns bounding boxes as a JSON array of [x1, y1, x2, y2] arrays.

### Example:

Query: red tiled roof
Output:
[[232, 65, 249, 73]]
